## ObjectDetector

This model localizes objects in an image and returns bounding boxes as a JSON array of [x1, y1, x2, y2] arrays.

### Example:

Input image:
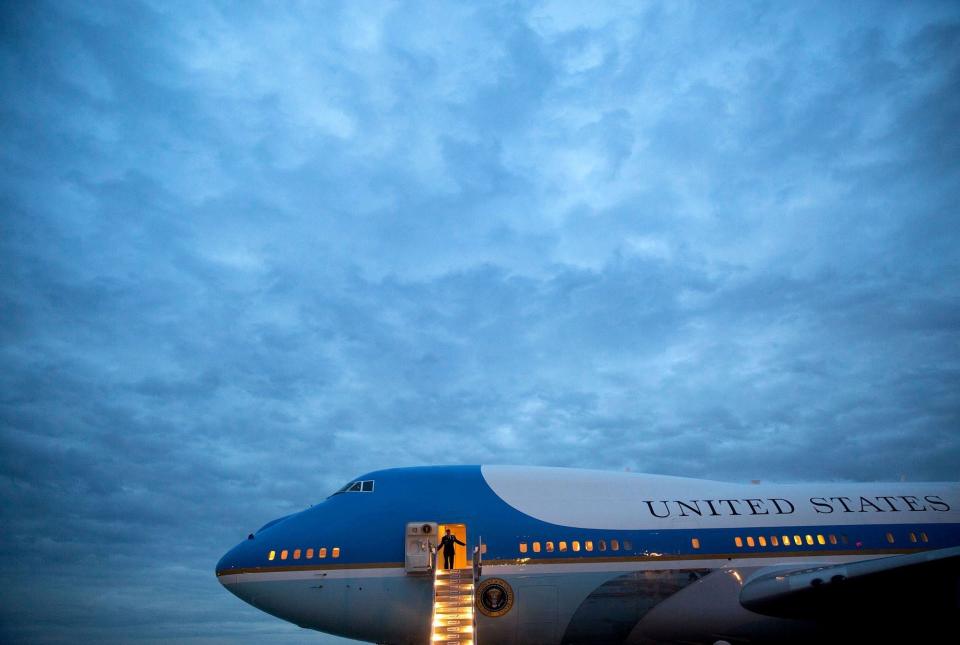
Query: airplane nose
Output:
[[217, 542, 259, 608], [215, 551, 228, 579], [216, 543, 243, 586]]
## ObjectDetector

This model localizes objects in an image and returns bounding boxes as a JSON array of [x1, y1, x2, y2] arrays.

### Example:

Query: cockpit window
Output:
[[331, 479, 375, 496]]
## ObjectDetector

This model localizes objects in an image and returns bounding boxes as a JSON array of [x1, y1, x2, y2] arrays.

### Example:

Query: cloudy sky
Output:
[[1, 0, 959, 642]]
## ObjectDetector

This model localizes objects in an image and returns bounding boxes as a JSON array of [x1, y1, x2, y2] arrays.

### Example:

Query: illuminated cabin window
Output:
[[545, 541, 554, 552], [909, 532, 917, 543], [623, 540, 633, 550], [770, 536, 779, 547], [559, 541, 568, 552], [533, 542, 541, 553], [817, 535, 825, 546], [734, 537, 743, 548], [920, 532, 929, 543], [332, 547, 340, 558], [599, 539, 607, 551], [782, 535, 791, 547], [886, 532, 895, 544], [829, 534, 838, 545], [306, 548, 314, 558], [805, 535, 814, 546], [610, 539, 619, 551], [268, 550, 276, 561], [319, 547, 327, 558], [585, 541, 594, 552], [746, 537, 755, 548], [793, 535, 802, 546], [691, 538, 701, 550], [758, 536, 767, 547], [281, 549, 289, 560], [293, 549, 301, 560], [572, 541, 581, 552], [519, 543, 528, 554]]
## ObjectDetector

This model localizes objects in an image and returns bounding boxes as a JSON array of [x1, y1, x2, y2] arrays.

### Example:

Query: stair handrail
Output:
[[472, 537, 482, 642], [428, 543, 438, 645]]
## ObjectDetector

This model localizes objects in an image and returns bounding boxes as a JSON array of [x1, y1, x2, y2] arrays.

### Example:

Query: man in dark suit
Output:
[[437, 528, 465, 570]]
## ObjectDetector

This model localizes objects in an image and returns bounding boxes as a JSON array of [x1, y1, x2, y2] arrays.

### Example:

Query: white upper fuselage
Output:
[[482, 465, 957, 529]]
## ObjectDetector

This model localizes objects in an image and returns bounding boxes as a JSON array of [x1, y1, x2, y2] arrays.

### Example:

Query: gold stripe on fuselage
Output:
[[217, 547, 930, 576]]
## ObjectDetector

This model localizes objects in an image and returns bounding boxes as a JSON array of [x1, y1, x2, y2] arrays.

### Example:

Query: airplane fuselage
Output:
[[216, 466, 960, 644]]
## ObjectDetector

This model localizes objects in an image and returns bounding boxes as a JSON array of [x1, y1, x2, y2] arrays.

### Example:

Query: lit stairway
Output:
[[430, 568, 475, 644]]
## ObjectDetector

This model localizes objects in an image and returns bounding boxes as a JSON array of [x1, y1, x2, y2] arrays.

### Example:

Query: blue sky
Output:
[[1, 1, 959, 642]]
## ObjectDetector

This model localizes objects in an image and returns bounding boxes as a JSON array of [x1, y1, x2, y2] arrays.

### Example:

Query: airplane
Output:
[[216, 465, 960, 644]]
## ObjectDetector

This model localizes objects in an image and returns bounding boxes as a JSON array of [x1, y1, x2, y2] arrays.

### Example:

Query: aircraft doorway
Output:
[[437, 523, 468, 570]]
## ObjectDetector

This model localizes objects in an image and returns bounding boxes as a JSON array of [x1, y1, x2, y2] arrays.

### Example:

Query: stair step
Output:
[[431, 569, 475, 645]]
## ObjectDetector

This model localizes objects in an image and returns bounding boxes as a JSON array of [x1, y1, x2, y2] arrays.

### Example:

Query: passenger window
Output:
[[585, 540, 593, 552], [770, 536, 779, 546], [268, 550, 276, 561], [746, 537, 755, 547], [533, 542, 541, 553], [793, 535, 802, 546], [909, 532, 917, 543], [306, 548, 314, 558], [623, 540, 633, 550], [886, 532, 895, 544], [332, 547, 340, 558], [734, 537, 743, 548], [545, 541, 554, 552], [817, 535, 825, 545], [610, 539, 619, 551], [599, 539, 607, 551], [293, 549, 301, 559], [805, 535, 813, 546], [782, 535, 790, 547], [319, 547, 327, 558], [572, 541, 581, 552], [920, 532, 928, 542], [758, 536, 767, 547], [829, 535, 837, 545], [691, 538, 701, 549], [481, 544, 488, 554], [559, 541, 568, 552], [281, 549, 288, 560], [519, 543, 527, 553]]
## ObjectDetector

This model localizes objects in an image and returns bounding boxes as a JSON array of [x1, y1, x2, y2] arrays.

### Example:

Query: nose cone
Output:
[[215, 548, 232, 579], [216, 539, 267, 613], [216, 541, 247, 590]]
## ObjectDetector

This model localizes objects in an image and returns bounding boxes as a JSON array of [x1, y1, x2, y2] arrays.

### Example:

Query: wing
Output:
[[740, 545, 960, 619]]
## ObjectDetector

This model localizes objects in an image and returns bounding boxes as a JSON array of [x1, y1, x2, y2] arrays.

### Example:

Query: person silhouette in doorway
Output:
[[438, 528, 465, 570]]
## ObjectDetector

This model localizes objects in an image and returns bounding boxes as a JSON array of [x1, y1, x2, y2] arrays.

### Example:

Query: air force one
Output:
[[216, 466, 960, 644]]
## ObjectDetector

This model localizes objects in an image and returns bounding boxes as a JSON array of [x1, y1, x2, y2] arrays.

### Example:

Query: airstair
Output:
[[429, 561, 476, 644]]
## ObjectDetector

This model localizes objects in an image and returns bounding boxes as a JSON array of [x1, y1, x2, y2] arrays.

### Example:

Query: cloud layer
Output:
[[2, 1, 959, 642]]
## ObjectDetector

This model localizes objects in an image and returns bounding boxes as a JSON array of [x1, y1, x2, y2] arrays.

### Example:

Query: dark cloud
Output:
[[2, 1, 959, 642]]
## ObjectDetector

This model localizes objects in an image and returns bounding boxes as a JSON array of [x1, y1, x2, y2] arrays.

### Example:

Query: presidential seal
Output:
[[475, 578, 514, 617]]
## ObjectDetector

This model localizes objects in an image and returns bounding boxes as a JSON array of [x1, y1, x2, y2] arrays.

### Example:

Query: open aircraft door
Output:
[[404, 522, 437, 573]]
